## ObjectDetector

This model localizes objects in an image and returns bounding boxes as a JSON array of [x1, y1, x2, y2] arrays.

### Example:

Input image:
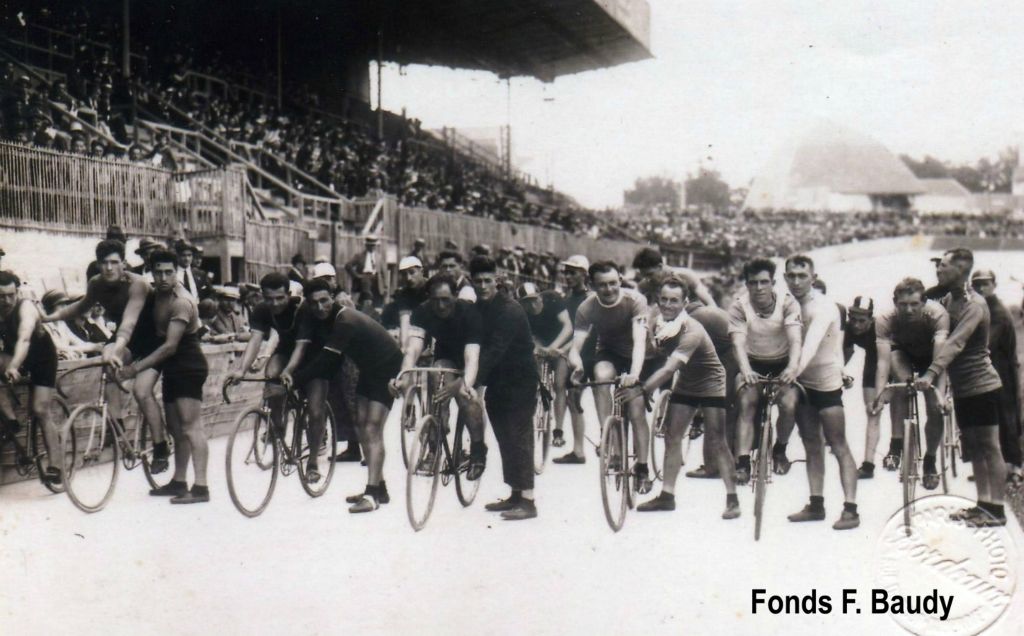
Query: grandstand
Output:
[[0, 1, 654, 289]]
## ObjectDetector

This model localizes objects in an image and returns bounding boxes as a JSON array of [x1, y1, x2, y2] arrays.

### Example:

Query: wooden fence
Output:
[[243, 220, 317, 284], [0, 142, 248, 240]]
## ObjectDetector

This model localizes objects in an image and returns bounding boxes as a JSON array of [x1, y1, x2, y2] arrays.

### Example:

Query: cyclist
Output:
[[0, 270, 62, 484], [516, 281, 574, 455], [279, 278, 344, 484], [727, 258, 802, 484], [871, 277, 949, 489], [119, 249, 209, 504], [381, 256, 429, 347], [226, 272, 302, 445], [783, 255, 859, 530], [842, 296, 882, 479], [291, 288, 403, 514], [44, 239, 168, 474], [436, 250, 477, 302], [622, 277, 740, 519], [916, 249, 1007, 527], [392, 273, 486, 478], [683, 295, 738, 479], [470, 256, 540, 520], [567, 261, 654, 494], [552, 254, 591, 460]]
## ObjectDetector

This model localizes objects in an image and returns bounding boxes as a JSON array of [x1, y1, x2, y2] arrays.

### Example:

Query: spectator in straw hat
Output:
[[345, 234, 388, 306], [210, 286, 250, 341], [130, 238, 162, 280]]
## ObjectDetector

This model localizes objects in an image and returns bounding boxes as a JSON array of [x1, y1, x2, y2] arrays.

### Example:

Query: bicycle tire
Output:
[[31, 398, 71, 494], [946, 411, 959, 478], [63, 405, 120, 513], [406, 415, 443, 531], [139, 416, 176, 491], [400, 384, 425, 469], [901, 418, 918, 535], [297, 402, 337, 498], [600, 415, 629, 532], [939, 424, 950, 495], [454, 416, 481, 507], [649, 391, 670, 481], [225, 408, 278, 517], [532, 394, 552, 475], [753, 407, 774, 541]]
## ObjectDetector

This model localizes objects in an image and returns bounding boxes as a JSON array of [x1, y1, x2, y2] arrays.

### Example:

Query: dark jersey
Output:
[[563, 288, 590, 323], [83, 272, 149, 326], [526, 291, 567, 345], [843, 322, 877, 370], [324, 306, 402, 375], [296, 302, 342, 352], [381, 285, 429, 329], [249, 297, 303, 355], [409, 300, 482, 367]]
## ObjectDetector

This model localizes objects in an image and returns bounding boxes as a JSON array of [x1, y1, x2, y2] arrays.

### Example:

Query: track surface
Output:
[[2, 250, 1022, 635]]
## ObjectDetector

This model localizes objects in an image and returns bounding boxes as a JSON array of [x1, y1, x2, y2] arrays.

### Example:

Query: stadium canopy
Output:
[[744, 122, 925, 213], [373, 0, 653, 81]]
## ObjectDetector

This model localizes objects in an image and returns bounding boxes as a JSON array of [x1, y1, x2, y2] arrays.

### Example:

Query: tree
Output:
[[899, 154, 950, 179], [685, 168, 731, 212], [623, 176, 681, 211]]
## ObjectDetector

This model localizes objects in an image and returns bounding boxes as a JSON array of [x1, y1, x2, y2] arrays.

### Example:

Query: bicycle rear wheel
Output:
[[946, 411, 959, 478], [901, 419, 919, 535], [532, 393, 552, 475], [454, 416, 481, 507], [31, 398, 71, 494], [138, 416, 176, 491], [400, 385, 425, 469], [406, 415, 443, 531], [225, 408, 278, 517], [753, 409, 774, 541], [649, 391, 670, 481], [600, 416, 629, 532], [297, 403, 337, 498], [63, 405, 120, 513]]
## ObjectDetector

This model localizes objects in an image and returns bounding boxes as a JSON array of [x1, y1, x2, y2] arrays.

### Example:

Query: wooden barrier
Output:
[[243, 220, 317, 283], [0, 343, 262, 486]]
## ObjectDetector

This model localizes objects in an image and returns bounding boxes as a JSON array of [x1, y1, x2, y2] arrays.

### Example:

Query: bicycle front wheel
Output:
[[532, 394, 552, 475], [297, 403, 338, 498], [32, 398, 72, 494], [454, 416, 481, 507], [600, 416, 629, 532], [400, 385, 425, 469], [63, 405, 120, 513], [901, 419, 919, 535], [226, 408, 279, 517], [753, 409, 774, 541], [649, 392, 670, 481], [406, 415, 443, 531]]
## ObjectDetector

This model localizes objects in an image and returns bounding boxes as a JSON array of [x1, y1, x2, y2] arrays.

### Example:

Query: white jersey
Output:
[[796, 290, 844, 392]]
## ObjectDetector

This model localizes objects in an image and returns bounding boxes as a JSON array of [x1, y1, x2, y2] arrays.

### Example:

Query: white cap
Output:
[[399, 256, 423, 271], [560, 254, 590, 271], [311, 262, 336, 279]]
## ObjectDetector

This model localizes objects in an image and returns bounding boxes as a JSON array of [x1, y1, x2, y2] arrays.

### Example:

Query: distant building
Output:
[[744, 122, 924, 213], [914, 178, 973, 215], [1012, 166, 1024, 196]]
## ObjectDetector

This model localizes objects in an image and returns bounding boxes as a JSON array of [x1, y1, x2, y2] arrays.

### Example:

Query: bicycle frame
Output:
[[397, 367, 463, 471], [223, 378, 309, 468], [58, 362, 141, 465]]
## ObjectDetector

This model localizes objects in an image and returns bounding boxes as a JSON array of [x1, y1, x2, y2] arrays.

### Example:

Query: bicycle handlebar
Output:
[[222, 377, 282, 405], [878, 381, 944, 402], [56, 360, 129, 400]]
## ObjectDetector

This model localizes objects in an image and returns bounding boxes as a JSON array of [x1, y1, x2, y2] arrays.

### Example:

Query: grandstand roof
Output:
[[374, 0, 652, 81], [744, 122, 925, 211]]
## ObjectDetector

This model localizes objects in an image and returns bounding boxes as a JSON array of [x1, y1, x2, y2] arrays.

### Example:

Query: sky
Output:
[[374, 1, 1024, 209]]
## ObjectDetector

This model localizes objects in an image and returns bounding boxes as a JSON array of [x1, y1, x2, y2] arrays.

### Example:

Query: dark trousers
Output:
[[486, 386, 537, 492]]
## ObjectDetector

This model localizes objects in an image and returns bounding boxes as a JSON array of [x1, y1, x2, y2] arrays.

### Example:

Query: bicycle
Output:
[[877, 380, 945, 535], [223, 377, 338, 517], [574, 378, 650, 532], [532, 354, 557, 475], [648, 374, 702, 481], [399, 372, 428, 470], [404, 367, 481, 531], [749, 376, 806, 541], [59, 361, 175, 513], [0, 378, 71, 494]]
